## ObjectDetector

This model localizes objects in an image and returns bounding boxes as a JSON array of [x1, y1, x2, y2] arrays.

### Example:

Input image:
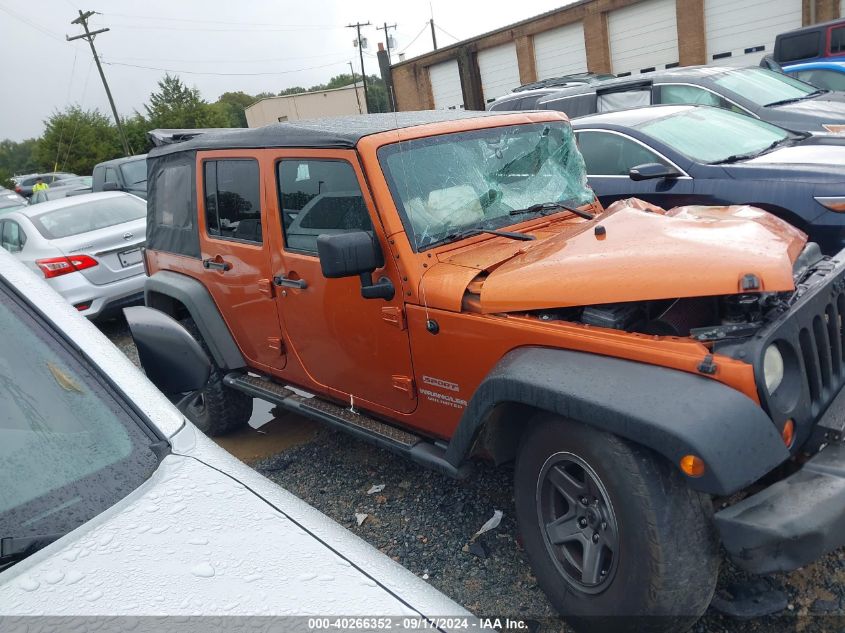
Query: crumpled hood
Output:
[[423, 200, 807, 314]]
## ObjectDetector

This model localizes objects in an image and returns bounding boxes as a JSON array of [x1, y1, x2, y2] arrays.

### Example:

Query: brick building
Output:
[[390, 0, 842, 111]]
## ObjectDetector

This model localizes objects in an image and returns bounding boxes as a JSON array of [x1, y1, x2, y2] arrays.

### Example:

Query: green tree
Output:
[[144, 74, 229, 130], [278, 86, 307, 97], [123, 113, 154, 155], [35, 106, 122, 175], [214, 91, 255, 127], [0, 139, 40, 176]]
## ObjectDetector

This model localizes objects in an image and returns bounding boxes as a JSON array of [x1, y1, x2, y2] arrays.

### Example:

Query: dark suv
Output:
[[488, 65, 845, 134], [92, 155, 148, 199]]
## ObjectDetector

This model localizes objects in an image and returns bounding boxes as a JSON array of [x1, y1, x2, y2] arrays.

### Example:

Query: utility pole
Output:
[[376, 22, 397, 64], [347, 21, 371, 113], [429, 4, 438, 50], [348, 61, 363, 114], [67, 10, 130, 156]]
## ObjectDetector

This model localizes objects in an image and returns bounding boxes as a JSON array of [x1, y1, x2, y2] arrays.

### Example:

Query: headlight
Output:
[[764, 344, 785, 394]]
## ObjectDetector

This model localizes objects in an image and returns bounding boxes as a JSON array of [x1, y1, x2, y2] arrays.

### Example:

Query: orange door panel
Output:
[[196, 151, 286, 371], [271, 149, 416, 414]]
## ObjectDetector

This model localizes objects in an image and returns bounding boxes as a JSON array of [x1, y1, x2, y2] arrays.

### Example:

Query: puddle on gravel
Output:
[[213, 400, 319, 464]]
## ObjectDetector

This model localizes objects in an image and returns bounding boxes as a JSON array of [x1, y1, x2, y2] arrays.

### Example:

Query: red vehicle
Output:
[[774, 17, 845, 65]]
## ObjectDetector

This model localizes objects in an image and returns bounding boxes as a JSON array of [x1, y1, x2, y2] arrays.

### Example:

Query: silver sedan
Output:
[[0, 191, 146, 319]]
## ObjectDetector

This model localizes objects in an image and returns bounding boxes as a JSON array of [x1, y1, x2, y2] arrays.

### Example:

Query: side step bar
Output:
[[224, 373, 472, 479]]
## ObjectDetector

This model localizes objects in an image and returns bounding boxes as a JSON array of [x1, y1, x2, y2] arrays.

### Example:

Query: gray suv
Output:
[[488, 65, 845, 134]]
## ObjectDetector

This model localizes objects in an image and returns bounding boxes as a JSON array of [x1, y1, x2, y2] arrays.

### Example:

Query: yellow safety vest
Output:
[[32, 182, 49, 192]]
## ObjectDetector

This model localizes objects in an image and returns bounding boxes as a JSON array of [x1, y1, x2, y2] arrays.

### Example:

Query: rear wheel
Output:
[[514, 415, 719, 633], [180, 319, 252, 436]]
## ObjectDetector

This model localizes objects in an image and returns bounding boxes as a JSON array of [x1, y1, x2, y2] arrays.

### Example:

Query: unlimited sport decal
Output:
[[420, 375, 467, 410]]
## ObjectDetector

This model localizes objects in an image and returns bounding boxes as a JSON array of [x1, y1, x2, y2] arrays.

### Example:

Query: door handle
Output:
[[273, 275, 307, 289], [203, 257, 232, 271]]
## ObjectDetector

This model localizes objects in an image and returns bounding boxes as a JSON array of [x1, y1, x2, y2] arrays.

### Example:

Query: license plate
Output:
[[118, 247, 143, 268]]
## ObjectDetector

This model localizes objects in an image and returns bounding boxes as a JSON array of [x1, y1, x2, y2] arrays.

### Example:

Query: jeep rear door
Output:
[[271, 149, 417, 415], [195, 151, 287, 371]]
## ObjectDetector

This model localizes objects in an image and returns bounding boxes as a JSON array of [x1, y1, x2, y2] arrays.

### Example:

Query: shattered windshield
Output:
[[378, 122, 594, 250]]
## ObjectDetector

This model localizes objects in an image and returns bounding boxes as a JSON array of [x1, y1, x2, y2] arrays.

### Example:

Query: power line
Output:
[[100, 50, 352, 65], [101, 59, 350, 77], [347, 22, 371, 112], [102, 12, 344, 29], [0, 2, 67, 42], [398, 23, 429, 54], [67, 10, 130, 156], [90, 21, 342, 33], [435, 24, 461, 43]]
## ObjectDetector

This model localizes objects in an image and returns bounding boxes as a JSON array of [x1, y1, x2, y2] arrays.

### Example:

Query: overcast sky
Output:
[[1, 0, 571, 141]]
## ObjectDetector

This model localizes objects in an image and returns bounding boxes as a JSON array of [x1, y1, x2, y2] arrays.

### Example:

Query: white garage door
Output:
[[705, 0, 802, 67], [429, 59, 464, 110], [608, 0, 679, 76], [534, 22, 588, 80], [478, 42, 521, 104]]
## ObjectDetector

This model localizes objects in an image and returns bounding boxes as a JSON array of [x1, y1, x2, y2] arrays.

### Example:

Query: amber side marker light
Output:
[[782, 419, 795, 448], [680, 455, 705, 478]]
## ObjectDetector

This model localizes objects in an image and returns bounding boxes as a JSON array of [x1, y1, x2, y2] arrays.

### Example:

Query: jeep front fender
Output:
[[144, 270, 245, 371], [445, 347, 789, 495]]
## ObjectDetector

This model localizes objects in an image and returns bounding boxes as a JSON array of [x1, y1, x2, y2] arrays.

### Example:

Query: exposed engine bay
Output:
[[527, 242, 829, 341]]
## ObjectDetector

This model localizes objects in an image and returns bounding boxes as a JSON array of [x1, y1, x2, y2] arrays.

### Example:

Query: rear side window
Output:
[[104, 167, 119, 185], [832, 27, 845, 55], [576, 131, 667, 176], [277, 159, 371, 254], [153, 164, 192, 228], [540, 93, 598, 118], [204, 159, 262, 244], [30, 196, 146, 239], [597, 89, 650, 113], [779, 31, 821, 62], [1, 220, 26, 252]]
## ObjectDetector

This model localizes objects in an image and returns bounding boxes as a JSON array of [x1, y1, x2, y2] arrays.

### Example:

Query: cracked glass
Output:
[[379, 122, 594, 251]]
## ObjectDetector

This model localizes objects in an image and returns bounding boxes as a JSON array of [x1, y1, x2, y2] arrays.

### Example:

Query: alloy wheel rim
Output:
[[535, 451, 620, 594]]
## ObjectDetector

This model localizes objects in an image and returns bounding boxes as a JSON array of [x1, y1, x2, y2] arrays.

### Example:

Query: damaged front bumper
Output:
[[714, 440, 845, 574]]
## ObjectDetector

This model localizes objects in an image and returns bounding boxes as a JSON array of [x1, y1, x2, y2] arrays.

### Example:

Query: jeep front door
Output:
[[272, 152, 416, 414], [197, 154, 286, 371]]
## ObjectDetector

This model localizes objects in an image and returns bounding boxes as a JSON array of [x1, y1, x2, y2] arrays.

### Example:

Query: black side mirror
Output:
[[102, 182, 121, 192], [124, 306, 211, 397], [316, 231, 395, 301], [629, 162, 681, 181]]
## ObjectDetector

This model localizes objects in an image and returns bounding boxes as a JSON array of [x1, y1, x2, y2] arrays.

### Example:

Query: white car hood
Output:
[[745, 144, 845, 165], [0, 446, 456, 618]]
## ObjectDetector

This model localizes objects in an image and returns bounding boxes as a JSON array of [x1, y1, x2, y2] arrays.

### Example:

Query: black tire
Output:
[[514, 415, 719, 633], [180, 319, 253, 436]]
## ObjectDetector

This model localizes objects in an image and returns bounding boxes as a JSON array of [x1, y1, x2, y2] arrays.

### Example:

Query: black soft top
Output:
[[147, 110, 505, 157]]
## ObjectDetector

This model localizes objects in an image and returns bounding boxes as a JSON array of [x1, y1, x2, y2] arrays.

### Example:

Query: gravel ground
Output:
[[101, 317, 845, 632]]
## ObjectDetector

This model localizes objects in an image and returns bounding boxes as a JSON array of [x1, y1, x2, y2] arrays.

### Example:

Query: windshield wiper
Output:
[[510, 201, 594, 220], [766, 89, 828, 107], [709, 138, 790, 165], [431, 227, 536, 248], [0, 533, 65, 569]]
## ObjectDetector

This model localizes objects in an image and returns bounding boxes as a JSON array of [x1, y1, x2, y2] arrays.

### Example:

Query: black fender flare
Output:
[[445, 347, 789, 496], [144, 270, 245, 371]]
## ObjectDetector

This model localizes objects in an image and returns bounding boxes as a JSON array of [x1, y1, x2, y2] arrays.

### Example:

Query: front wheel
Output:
[[514, 415, 719, 633], [180, 319, 253, 436]]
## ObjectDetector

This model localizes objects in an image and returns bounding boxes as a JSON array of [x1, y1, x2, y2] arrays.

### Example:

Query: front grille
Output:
[[796, 293, 845, 417], [717, 253, 845, 447]]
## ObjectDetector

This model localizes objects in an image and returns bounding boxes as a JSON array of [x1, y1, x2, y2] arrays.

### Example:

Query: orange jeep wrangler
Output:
[[129, 111, 845, 632]]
